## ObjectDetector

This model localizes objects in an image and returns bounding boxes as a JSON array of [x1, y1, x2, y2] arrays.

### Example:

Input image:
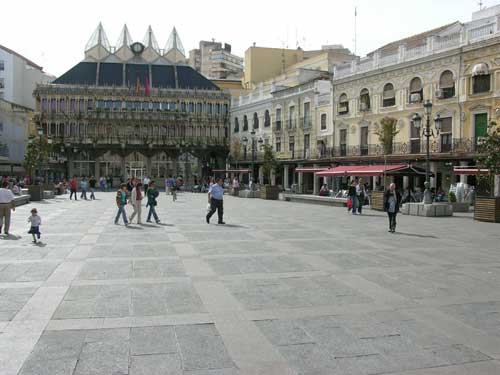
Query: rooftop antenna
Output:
[[354, 6, 358, 55], [295, 28, 299, 48], [286, 25, 289, 49], [478, 0, 484, 9], [281, 40, 286, 73]]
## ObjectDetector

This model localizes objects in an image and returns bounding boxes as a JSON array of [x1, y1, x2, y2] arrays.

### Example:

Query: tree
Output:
[[230, 138, 241, 162], [375, 116, 399, 189], [477, 121, 500, 197], [261, 144, 278, 185], [23, 137, 51, 181], [375, 116, 399, 155]]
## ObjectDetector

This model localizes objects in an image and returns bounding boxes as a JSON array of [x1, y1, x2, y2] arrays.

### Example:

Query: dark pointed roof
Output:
[[53, 61, 219, 90]]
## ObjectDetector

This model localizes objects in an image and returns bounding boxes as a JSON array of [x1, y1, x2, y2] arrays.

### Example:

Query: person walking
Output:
[[129, 183, 143, 224], [384, 182, 402, 233], [27, 208, 42, 243], [357, 180, 366, 215], [165, 176, 171, 196], [170, 176, 177, 201], [0, 181, 16, 235], [70, 176, 78, 200], [114, 183, 129, 226], [143, 176, 150, 195], [206, 177, 225, 225], [80, 177, 88, 200], [348, 180, 358, 215], [146, 181, 160, 224], [89, 176, 97, 200]]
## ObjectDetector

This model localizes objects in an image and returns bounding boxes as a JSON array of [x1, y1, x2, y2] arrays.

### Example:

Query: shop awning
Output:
[[453, 167, 490, 175], [315, 164, 429, 177], [295, 167, 328, 173]]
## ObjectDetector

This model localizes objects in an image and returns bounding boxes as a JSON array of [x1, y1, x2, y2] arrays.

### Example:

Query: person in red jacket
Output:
[[69, 176, 77, 200]]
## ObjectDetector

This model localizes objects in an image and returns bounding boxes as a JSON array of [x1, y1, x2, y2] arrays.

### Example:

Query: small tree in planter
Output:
[[260, 144, 279, 199], [375, 116, 399, 189], [23, 137, 51, 184], [475, 121, 500, 222]]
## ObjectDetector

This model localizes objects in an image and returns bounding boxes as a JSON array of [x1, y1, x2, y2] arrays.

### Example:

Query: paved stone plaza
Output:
[[0, 192, 500, 375]]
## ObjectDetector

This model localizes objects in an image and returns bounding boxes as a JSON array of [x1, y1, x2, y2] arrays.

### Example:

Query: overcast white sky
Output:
[[2, 0, 498, 76]]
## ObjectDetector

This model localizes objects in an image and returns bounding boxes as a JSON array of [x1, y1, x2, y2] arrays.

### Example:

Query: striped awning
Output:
[[453, 167, 490, 175]]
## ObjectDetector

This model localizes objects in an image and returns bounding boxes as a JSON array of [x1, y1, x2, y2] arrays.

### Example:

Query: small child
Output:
[[27, 208, 42, 243]]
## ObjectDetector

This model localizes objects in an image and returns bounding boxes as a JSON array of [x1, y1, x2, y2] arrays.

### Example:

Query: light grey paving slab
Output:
[[130, 353, 182, 375]]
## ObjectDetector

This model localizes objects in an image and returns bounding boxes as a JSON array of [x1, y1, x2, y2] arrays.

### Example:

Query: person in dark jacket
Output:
[[383, 183, 402, 233], [146, 181, 160, 224]]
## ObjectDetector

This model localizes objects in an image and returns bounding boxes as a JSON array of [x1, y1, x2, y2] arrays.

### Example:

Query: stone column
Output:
[[172, 158, 178, 177], [460, 161, 468, 184], [313, 164, 319, 195], [146, 156, 152, 178], [94, 156, 100, 180], [68, 155, 74, 178], [270, 169, 276, 186], [283, 165, 289, 189], [403, 176, 409, 189], [258, 166, 264, 185], [120, 155, 126, 179], [298, 165, 303, 194], [430, 162, 437, 188]]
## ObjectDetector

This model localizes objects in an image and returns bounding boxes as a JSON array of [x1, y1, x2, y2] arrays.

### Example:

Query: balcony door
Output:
[[474, 113, 488, 148]]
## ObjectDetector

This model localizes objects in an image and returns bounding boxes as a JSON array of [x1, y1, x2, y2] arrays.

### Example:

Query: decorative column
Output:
[[298, 165, 303, 194], [459, 161, 468, 184], [313, 164, 319, 195], [283, 165, 289, 189], [430, 162, 437, 188], [403, 176, 409, 189]]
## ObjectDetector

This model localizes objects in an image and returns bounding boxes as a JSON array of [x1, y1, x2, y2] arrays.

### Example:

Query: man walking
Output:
[[115, 183, 129, 226], [206, 177, 225, 225], [0, 181, 16, 235], [80, 177, 88, 200], [348, 180, 358, 215], [143, 176, 150, 195], [146, 181, 160, 224], [89, 176, 97, 200], [69, 176, 77, 200], [384, 183, 402, 233]]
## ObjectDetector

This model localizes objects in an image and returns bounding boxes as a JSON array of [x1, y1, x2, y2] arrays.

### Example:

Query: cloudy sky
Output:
[[1, 0, 497, 76]]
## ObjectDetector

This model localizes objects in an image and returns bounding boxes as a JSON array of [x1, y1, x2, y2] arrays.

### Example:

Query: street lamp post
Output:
[[411, 100, 442, 204], [37, 125, 43, 185]]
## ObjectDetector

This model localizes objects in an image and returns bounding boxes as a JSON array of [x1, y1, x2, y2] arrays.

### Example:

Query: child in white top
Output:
[[28, 208, 41, 243]]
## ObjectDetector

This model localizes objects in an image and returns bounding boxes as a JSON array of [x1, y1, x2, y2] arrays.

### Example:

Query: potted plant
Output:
[[371, 117, 399, 210], [475, 121, 500, 222], [260, 144, 279, 200]]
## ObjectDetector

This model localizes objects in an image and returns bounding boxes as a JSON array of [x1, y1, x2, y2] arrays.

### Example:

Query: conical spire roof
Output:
[[85, 22, 111, 52], [142, 25, 159, 51], [116, 24, 133, 49], [164, 27, 185, 56]]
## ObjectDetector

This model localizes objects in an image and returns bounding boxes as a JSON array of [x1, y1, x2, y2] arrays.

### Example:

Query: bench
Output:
[[281, 193, 347, 207], [13, 195, 30, 207], [238, 189, 261, 198]]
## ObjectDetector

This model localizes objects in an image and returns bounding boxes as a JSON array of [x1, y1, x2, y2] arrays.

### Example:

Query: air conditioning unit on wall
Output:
[[435, 89, 444, 99]]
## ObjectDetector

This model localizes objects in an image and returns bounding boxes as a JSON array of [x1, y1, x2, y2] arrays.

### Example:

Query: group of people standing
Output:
[[68, 176, 97, 201], [347, 179, 368, 215]]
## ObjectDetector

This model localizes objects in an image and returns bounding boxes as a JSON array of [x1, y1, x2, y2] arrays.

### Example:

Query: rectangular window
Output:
[[304, 134, 310, 158], [440, 117, 452, 152], [275, 108, 282, 130], [79, 99, 85, 112], [340, 129, 347, 156], [288, 106, 295, 128], [0, 60, 4, 70], [360, 127, 368, 156], [320, 113, 327, 130], [473, 75, 491, 94], [410, 120, 421, 154], [289, 136, 295, 158], [276, 137, 281, 152], [303, 102, 310, 129], [0, 78, 4, 89]]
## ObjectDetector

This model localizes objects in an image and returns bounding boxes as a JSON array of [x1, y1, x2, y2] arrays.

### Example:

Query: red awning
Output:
[[316, 164, 408, 177], [295, 167, 328, 173], [212, 169, 252, 173], [453, 167, 490, 175]]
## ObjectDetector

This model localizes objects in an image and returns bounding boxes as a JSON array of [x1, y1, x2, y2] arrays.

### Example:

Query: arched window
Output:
[[234, 117, 239, 133], [243, 115, 248, 131], [471, 64, 490, 94], [439, 70, 455, 98], [360, 88, 370, 111], [409, 77, 423, 103], [264, 110, 271, 127], [58, 99, 66, 112], [338, 93, 349, 114], [196, 102, 202, 113], [382, 83, 395, 107], [253, 112, 259, 129]]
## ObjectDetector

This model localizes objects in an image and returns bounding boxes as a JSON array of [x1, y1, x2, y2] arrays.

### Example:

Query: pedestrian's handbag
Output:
[[206, 203, 211, 213], [347, 197, 352, 209]]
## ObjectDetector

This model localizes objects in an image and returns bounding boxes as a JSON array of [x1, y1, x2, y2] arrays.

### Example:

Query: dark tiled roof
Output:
[[53, 61, 219, 90]]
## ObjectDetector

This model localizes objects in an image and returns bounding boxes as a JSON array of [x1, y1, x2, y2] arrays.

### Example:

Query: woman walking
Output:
[[146, 181, 160, 224], [129, 183, 143, 224], [383, 183, 402, 233], [69, 176, 78, 200]]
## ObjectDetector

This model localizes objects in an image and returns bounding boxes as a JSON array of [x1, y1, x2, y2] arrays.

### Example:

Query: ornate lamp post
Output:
[[411, 100, 443, 203], [37, 125, 43, 185]]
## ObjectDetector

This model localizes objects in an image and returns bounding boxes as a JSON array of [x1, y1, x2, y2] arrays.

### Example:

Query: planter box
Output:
[[260, 185, 280, 200], [474, 197, 500, 223], [370, 191, 385, 211], [27, 185, 43, 201]]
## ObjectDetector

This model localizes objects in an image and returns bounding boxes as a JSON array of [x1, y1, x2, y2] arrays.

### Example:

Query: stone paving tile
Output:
[[0, 287, 37, 321], [206, 255, 315, 275], [440, 302, 500, 338], [0, 262, 59, 282]]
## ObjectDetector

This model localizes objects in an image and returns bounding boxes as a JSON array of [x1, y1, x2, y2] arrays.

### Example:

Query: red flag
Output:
[[145, 76, 150, 96]]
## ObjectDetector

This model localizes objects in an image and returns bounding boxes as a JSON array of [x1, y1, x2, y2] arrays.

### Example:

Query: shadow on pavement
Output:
[[125, 225, 143, 230], [219, 224, 247, 228], [1, 234, 22, 240], [33, 242, 47, 247], [156, 223, 174, 227], [395, 232, 438, 239], [140, 223, 161, 228]]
